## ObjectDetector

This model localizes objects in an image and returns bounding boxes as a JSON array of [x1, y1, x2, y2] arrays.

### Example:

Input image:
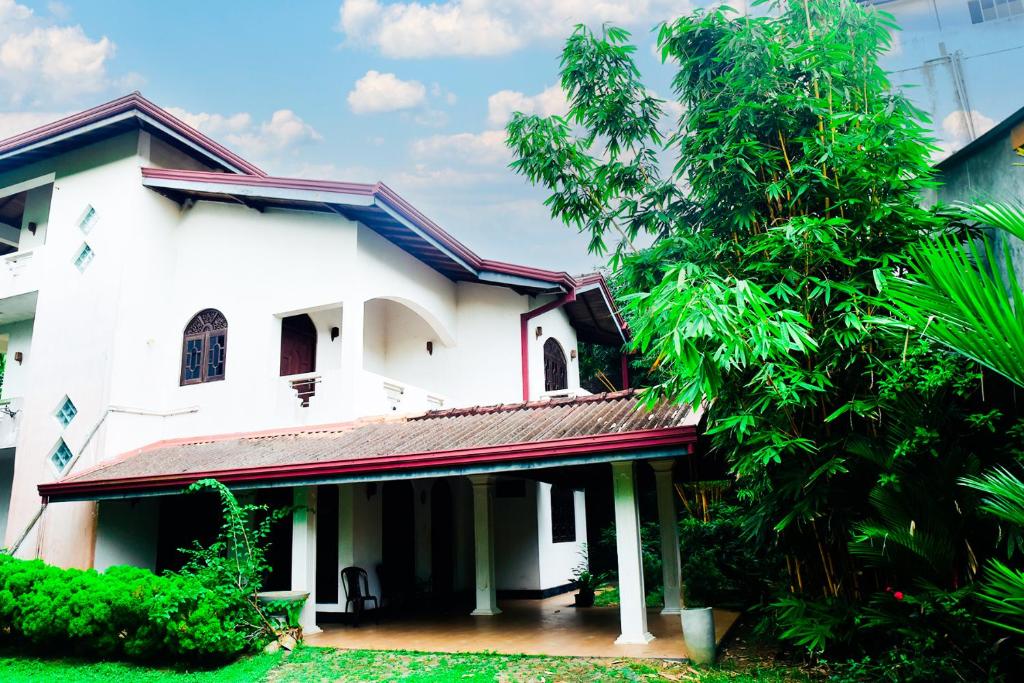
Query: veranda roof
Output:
[[39, 391, 701, 502]]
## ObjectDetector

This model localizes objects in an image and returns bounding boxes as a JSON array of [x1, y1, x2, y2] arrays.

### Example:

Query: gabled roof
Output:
[[1, 94, 626, 344], [0, 92, 264, 176], [39, 391, 700, 502], [140, 168, 628, 344], [935, 104, 1024, 171]]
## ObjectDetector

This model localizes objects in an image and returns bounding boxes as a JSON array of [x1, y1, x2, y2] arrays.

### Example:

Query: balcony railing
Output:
[[0, 249, 39, 299]]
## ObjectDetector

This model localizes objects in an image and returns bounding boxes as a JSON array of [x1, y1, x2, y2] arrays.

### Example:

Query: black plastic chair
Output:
[[341, 566, 379, 626]]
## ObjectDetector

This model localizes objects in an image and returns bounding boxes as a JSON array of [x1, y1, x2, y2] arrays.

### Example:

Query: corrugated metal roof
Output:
[[40, 391, 700, 501]]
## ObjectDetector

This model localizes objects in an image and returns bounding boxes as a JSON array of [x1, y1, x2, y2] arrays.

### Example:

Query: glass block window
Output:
[[78, 205, 98, 233], [73, 243, 94, 272], [181, 309, 228, 385], [969, 0, 1024, 23], [55, 397, 77, 427], [50, 439, 74, 474], [551, 485, 577, 543]]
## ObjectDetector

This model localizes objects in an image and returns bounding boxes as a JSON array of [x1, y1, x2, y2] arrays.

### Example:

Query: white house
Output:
[[0, 94, 701, 647]]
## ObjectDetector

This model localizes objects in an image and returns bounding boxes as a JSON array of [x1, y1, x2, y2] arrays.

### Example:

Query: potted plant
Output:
[[680, 584, 716, 664], [569, 546, 606, 607]]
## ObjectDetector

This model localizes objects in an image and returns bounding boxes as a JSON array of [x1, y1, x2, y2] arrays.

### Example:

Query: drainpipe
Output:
[[520, 290, 576, 402], [620, 354, 630, 391], [6, 404, 199, 557]]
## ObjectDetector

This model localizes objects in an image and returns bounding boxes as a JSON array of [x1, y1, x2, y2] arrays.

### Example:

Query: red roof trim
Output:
[[140, 167, 596, 294], [38, 426, 696, 501], [0, 93, 265, 176]]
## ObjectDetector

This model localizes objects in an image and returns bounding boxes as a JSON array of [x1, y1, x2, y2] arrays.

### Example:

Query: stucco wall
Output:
[[536, 484, 588, 590], [0, 127, 586, 572], [94, 498, 159, 571], [935, 128, 1024, 285], [494, 480, 541, 591]]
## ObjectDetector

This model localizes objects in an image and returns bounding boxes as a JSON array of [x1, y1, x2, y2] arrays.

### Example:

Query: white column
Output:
[[650, 459, 683, 615], [611, 461, 654, 644], [339, 300, 364, 418], [469, 474, 501, 616], [291, 486, 321, 635], [411, 479, 433, 587], [338, 484, 355, 609]]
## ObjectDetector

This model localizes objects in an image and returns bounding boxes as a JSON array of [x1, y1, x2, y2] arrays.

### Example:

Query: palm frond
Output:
[[960, 467, 1024, 529], [888, 201, 1024, 388], [977, 560, 1024, 637]]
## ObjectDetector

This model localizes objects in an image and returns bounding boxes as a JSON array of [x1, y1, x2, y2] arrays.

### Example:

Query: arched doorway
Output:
[[431, 479, 455, 598], [280, 314, 317, 405]]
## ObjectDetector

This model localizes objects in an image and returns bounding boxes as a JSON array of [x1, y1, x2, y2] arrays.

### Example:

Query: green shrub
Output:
[[0, 555, 256, 663]]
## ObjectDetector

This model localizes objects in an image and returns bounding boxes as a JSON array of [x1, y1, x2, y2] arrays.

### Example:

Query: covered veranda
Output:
[[40, 392, 712, 655]]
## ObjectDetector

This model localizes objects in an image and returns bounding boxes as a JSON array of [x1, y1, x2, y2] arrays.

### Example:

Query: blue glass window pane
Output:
[[207, 333, 226, 378], [184, 337, 204, 381]]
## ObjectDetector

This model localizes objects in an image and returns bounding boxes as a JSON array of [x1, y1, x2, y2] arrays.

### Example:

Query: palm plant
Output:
[[888, 202, 1024, 388], [888, 201, 1024, 642]]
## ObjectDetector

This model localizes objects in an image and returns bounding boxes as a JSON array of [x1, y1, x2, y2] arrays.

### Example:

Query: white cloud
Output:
[[0, 0, 116, 105], [941, 109, 995, 143], [487, 84, 568, 127], [0, 110, 67, 140], [411, 129, 510, 166], [167, 107, 321, 160], [347, 70, 427, 114], [338, 0, 693, 58]]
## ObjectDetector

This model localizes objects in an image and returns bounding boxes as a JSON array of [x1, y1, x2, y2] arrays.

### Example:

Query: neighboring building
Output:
[[863, 0, 1024, 158], [932, 105, 1024, 279], [0, 94, 701, 646]]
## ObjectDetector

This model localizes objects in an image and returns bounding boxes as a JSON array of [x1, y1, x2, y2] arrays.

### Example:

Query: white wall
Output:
[[494, 479, 541, 591], [94, 498, 159, 571], [536, 483, 588, 591], [0, 319, 34, 400], [0, 126, 587, 571]]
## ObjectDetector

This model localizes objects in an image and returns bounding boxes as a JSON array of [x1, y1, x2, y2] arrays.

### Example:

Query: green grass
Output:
[[0, 647, 810, 682]]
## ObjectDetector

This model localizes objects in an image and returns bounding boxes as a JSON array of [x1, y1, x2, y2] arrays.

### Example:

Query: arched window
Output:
[[543, 337, 568, 392], [180, 309, 227, 385]]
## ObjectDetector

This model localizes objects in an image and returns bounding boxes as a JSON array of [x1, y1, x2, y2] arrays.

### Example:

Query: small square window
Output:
[[73, 243, 94, 272], [78, 205, 98, 233], [50, 440, 74, 474], [55, 397, 77, 428]]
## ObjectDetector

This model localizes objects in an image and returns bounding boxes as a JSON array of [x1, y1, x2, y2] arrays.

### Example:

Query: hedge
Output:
[[0, 554, 259, 663]]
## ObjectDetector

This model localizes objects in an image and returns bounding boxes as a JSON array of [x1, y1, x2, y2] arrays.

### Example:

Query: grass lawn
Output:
[[0, 646, 811, 682]]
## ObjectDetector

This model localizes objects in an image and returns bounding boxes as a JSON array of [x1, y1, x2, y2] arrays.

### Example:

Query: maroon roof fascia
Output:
[[37, 425, 697, 501], [0, 93, 265, 176], [140, 167, 591, 294]]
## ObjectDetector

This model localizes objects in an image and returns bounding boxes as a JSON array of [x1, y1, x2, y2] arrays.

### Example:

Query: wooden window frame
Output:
[[180, 309, 228, 386], [550, 485, 577, 543], [543, 337, 569, 392]]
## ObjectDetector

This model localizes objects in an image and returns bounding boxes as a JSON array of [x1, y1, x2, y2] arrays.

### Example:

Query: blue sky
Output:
[[0, 0, 687, 273], [0, 1, 1021, 273]]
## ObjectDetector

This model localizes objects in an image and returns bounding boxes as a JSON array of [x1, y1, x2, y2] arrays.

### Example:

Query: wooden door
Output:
[[280, 314, 317, 405]]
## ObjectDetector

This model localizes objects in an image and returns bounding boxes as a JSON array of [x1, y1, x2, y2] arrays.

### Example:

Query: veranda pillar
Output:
[[291, 485, 321, 634], [611, 461, 654, 644], [650, 459, 683, 614], [469, 474, 501, 616]]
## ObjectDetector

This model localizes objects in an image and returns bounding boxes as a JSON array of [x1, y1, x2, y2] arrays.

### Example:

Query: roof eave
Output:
[[38, 425, 698, 503]]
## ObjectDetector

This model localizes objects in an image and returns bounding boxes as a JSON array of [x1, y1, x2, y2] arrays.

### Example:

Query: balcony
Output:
[[0, 396, 22, 449], [0, 249, 40, 302], [277, 369, 444, 424]]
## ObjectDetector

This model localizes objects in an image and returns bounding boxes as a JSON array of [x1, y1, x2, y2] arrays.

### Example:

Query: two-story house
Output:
[[0, 94, 702, 649]]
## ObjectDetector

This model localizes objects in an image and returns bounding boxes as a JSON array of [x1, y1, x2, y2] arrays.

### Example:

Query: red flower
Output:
[[894, 591, 904, 601], [885, 586, 893, 593]]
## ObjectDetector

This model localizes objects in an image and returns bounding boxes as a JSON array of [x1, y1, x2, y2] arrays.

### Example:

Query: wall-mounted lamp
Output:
[[13, 352, 22, 365], [570, 349, 577, 360], [330, 326, 340, 341], [27, 222, 37, 235], [535, 326, 543, 339], [426, 341, 433, 356]]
